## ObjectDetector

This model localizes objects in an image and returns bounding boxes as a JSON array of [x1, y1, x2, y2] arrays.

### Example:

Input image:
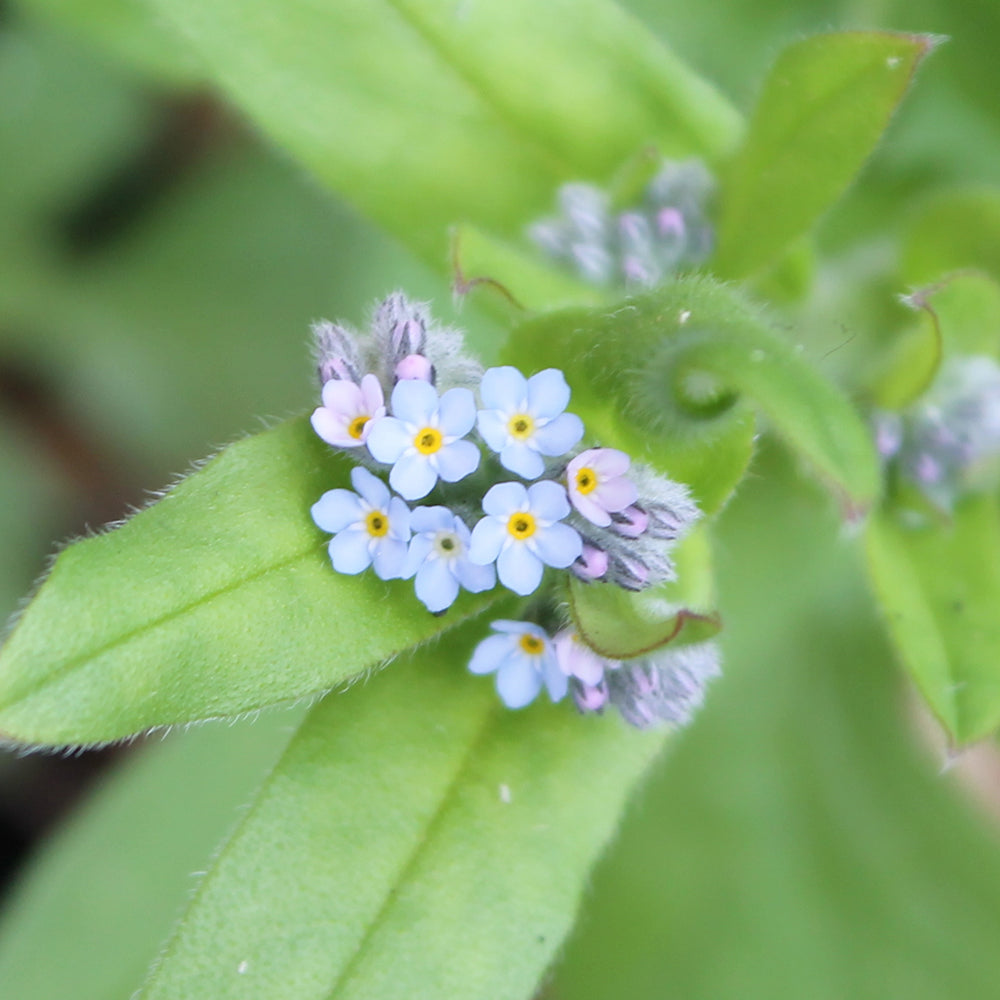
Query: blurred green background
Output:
[[2, 0, 1000, 997]]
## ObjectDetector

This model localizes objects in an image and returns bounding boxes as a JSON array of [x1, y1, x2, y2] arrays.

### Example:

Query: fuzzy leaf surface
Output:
[[134, 622, 662, 1000], [132, 0, 739, 266], [0, 419, 500, 747], [504, 279, 880, 513], [714, 31, 935, 278]]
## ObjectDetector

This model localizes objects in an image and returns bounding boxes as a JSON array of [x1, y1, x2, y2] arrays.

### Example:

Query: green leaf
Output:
[[866, 496, 1000, 745], [504, 278, 880, 513], [0, 709, 304, 1000], [568, 526, 720, 659], [19, 0, 204, 85], [134, 621, 662, 1000], [713, 31, 936, 278], [554, 441, 1000, 999], [869, 271, 1000, 409], [0, 419, 501, 747], [132, 0, 740, 265], [902, 187, 1000, 285]]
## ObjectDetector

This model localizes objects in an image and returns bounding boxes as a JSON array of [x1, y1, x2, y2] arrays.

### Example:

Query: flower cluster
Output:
[[874, 355, 1000, 512], [308, 293, 716, 728], [527, 158, 714, 289]]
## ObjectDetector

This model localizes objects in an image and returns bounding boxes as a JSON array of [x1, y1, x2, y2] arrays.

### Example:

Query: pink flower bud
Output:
[[571, 544, 608, 580], [394, 353, 434, 383], [611, 505, 648, 538], [572, 679, 609, 714]]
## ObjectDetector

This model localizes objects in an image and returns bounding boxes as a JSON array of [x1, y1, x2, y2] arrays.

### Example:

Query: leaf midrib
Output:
[[0, 545, 318, 714]]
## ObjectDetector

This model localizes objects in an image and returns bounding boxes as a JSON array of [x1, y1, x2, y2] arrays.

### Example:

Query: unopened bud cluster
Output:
[[874, 355, 1000, 511], [307, 293, 716, 727], [528, 158, 714, 289]]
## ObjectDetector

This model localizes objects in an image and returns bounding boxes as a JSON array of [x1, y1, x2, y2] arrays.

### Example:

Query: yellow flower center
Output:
[[365, 511, 389, 538], [348, 415, 370, 440], [414, 426, 443, 455], [508, 512, 536, 540], [508, 413, 535, 440], [574, 467, 598, 495], [519, 633, 544, 655]]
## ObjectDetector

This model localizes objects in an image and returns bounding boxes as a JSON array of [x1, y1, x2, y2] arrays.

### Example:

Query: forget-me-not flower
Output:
[[311, 373, 386, 449], [310, 466, 410, 579], [468, 620, 567, 708], [403, 506, 496, 613], [366, 379, 480, 500], [553, 629, 613, 686], [565, 447, 638, 527], [476, 366, 584, 479], [468, 480, 582, 596]]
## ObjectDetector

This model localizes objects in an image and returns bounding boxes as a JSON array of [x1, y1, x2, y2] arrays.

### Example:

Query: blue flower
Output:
[[468, 481, 582, 596], [476, 366, 584, 479], [366, 379, 480, 500], [468, 620, 567, 708], [310, 466, 410, 580], [403, 506, 496, 613]]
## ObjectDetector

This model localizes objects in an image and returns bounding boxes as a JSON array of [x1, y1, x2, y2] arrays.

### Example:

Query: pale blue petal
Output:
[[350, 465, 390, 510], [480, 366, 526, 411], [543, 655, 569, 702], [498, 543, 544, 595], [500, 441, 545, 479], [411, 505, 453, 534], [492, 619, 532, 634], [329, 529, 373, 574], [476, 409, 509, 452], [438, 387, 477, 437], [496, 657, 543, 708], [402, 534, 434, 579], [311, 489, 363, 533], [468, 634, 513, 675], [533, 412, 584, 456], [454, 517, 474, 546], [527, 479, 571, 521], [386, 497, 412, 539], [389, 451, 438, 501], [454, 557, 496, 594], [390, 377, 438, 425], [371, 537, 409, 580], [415, 557, 459, 612], [527, 368, 571, 419], [365, 418, 411, 465], [482, 481, 527, 516], [534, 522, 583, 568], [468, 517, 507, 564], [435, 439, 480, 483]]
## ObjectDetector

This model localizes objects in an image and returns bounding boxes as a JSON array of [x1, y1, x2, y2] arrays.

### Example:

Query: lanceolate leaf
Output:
[[864, 272, 1000, 746], [135, 622, 663, 1000], [0, 709, 305, 1000], [504, 278, 880, 514], [0, 419, 501, 747], [866, 497, 1000, 745], [131, 0, 740, 265], [713, 31, 936, 279]]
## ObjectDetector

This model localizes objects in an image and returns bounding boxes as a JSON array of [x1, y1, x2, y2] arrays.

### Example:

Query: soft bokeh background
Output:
[[2, 0, 1000, 996]]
